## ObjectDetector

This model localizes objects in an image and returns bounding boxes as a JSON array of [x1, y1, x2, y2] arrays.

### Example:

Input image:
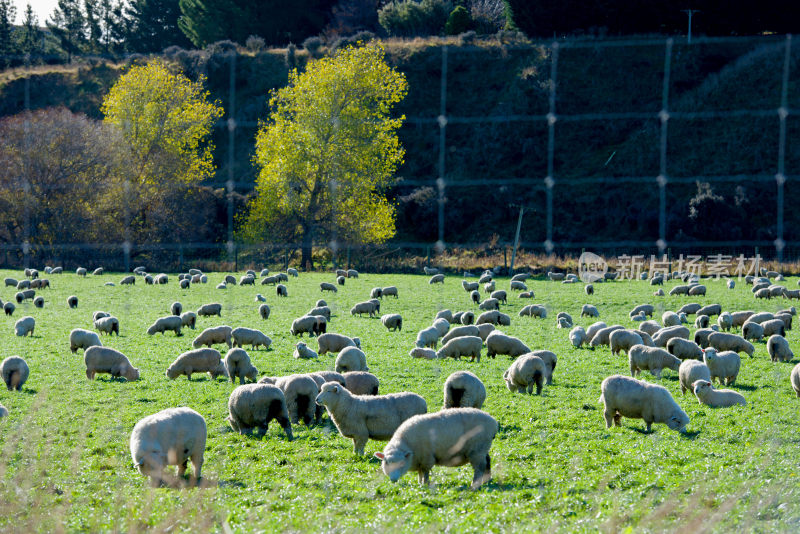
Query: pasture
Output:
[[0, 268, 799, 532]]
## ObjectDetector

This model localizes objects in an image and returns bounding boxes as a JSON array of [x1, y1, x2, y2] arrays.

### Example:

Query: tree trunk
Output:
[[301, 227, 314, 271]]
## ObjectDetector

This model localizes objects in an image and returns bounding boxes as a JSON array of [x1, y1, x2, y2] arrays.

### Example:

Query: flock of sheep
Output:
[[1, 263, 798, 491]]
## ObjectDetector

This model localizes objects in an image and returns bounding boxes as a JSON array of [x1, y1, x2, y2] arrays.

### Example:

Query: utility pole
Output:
[[509, 204, 535, 273], [682, 9, 700, 44]]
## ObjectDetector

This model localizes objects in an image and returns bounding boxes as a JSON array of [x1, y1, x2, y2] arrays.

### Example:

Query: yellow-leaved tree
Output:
[[240, 43, 407, 269]]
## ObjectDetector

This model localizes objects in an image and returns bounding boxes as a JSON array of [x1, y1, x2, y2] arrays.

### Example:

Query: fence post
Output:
[[234, 244, 238, 272], [754, 247, 759, 275], [346, 246, 351, 270], [426, 246, 431, 268]]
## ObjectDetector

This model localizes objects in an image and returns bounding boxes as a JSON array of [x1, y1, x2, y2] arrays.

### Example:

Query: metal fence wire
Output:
[[3, 34, 799, 271]]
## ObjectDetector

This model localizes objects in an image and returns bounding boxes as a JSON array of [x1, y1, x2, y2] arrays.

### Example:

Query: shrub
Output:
[[329, 31, 376, 52], [457, 30, 477, 45], [206, 40, 239, 55], [302, 36, 325, 58], [163, 45, 186, 58], [285, 43, 297, 68], [378, 0, 453, 37], [445, 6, 472, 35], [245, 35, 266, 53]]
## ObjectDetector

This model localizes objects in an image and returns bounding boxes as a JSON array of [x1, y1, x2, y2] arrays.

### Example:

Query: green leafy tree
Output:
[[241, 44, 407, 270], [126, 0, 190, 53], [19, 4, 41, 56], [47, 0, 85, 61], [445, 5, 471, 34], [0, 0, 17, 59], [84, 0, 103, 52]]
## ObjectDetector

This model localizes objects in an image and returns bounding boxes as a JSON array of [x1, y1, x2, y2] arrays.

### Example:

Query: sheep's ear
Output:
[[374, 452, 385, 460], [333, 385, 339, 393]]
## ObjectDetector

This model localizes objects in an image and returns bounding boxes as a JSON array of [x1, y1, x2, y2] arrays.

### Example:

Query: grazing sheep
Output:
[[227, 383, 293, 439], [409, 347, 439, 359], [67, 295, 78, 308], [261, 275, 278, 286], [694, 315, 710, 329], [547, 272, 565, 281], [335, 347, 369, 373], [470, 290, 480, 304], [703, 348, 740, 385], [16, 279, 30, 290], [570, 326, 588, 348], [147, 315, 182, 336], [586, 321, 608, 340], [585, 284, 594, 295], [519, 304, 546, 318], [76, 267, 87, 276], [93, 311, 110, 322], [767, 335, 794, 362], [175, 311, 195, 331], [232, 327, 272, 350], [276, 284, 288, 297], [434, 309, 453, 324], [475, 323, 496, 341], [483, 281, 496, 293], [697, 304, 722, 317], [638, 320, 661, 336], [692, 380, 746, 407], [679, 360, 712, 395], [240, 275, 255, 286], [511, 273, 531, 282], [666, 338, 704, 361], [693, 328, 718, 348], [374, 408, 497, 489], [166, 348, 226, 380], [272, 374, 319, 425], [717, 312, 733, 331], [146, 276, 155, 285], [477, 310, 511, 326], [628, 345, 681, 378], [369, 287, 384, 300], [629, 304, 654, 318], [599, 375, 689, 433], [14, 316, 35, 337], [677, 303, 702, 315], [69, 328, 103, 353], [486, 331, 530, 358], [381, 313, 403, 332], [320, 282, 338, 293], [652, 326, 691, 348], [590, 325, 624, 348], [528, 350, 557, 385], [478, 298, 499, 311], [755, 288, 772, 299], [503, 353, 545, 395], [4, 277, 17, 287], [307, 306, 331, 320], [33, 296, 44, 308], [441, 325, 480, 345], [120, 275, 135, 285], [84, 346, 139, 381], [130, 407, 206, 486], [443, 371, 486, 409], [380, 286, 398, 299], [581, 305, 599, 318], [293, 341, 318, 360], [429, 274, 445, 284], [462, 280, 480, 292], [343, 371, 380, 396], [654, 289, 665, 296], [761, 319, 786, 337], [311, 371, 346, 387], [742, 321, 764, 341], [782, 288, 800, 299], [317, 333, 360, 355], [95, 316, 120, 336], [1, 356, 29, 391], [461, 311, 475, 325], [688, 285, 706, 296], [437, 336, 483, 362], [287, 268, 299, 277], [731, 310, 755, 328], [196, 303, 222, 317], [791, 364, 800, 397], [154, 273, 168, 285], [490, 290, 507, 304], [346, 269, 359, 278], [633, 330, 655, 347], [351, 300, 379, 318], [423, 267, 439, 275], [314, 382, 427, 455], [707, 332, 754, 358], [662, 311, 681, 327], [223, 348, 258, 384], [478, 273, 492, 284], [669, 285, 689, 296], [192, 325, 233, 349], [518, 291, 534, 298], [610, 330, 644, 355], [775, 313, 793, 331]]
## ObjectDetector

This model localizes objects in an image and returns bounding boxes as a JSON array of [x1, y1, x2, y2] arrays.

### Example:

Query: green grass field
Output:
[[0, 269, 799, 532]]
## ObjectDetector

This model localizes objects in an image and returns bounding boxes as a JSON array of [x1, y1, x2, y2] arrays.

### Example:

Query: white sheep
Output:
[[518, 291, 534, 298], [569, 326, 587, 348], [767, 334, 793, 362], [180, 311, 197, 330], [69, 328, 102, 353], [227, 383, 293, 439], [428, 274, 445, 284], [347, 269, 359, 278], [272, 374, 320, 425], [442, 371, 486, 409], [423, 267, 439, 275], [170, 302, 182, 316], [528, 350, 557, 385], [609, 330, 643, 355], [485, 331, 530, 358], [703, 348, 740, 385], [662, 311, 681, 327], [503, 353, 545, 394], [95, 316, 120, 336], [586, 321, 608, 340], [518, 304, 546, 318], [707, 332, 754, 358], [335, 346, 369, 373], [196, 303, 222, 317], [652, 326, 691, 348], [590, 325, 624, 347], [717, 312, 733, 331], [84, 346, 139, 381], [629, 304, 654, 318], [67, 295, 78, 309], [432, 318, 450, 337], [343, 371, 380, 396], [294, 341, 318, 360], [666, 338, 703, 361], [288, 268, 299, 277], [679, 360, 711, 395], [166, 348, 227, 380], [697, 304, 722, 317], [477, 310, 511, 326], [351, 300, 379, 318], [628, 345, 681, 378], [483, 281, 496, 293], [470, 290, 480, 304], [694, 315, 710, 329], [441, 325, 479, 345], [599, 375, 689, 433], [581, 305, 599, 318], [317, 333, 360, 355], [1, 356, 29, 391], [192, 325, 233, 349], [290, 315, 317, 337], [315, 382, 427, 454], [224, 348, 258, 384], [742, 321, 764, 341], [436, 336, 483, 362], [761, 319, 786, 337], [791, 363, 800, 397], [408, 347, 439, 359], [692, 380, 746, 407], [460, 311, 475, 325], [130, 407, 206, 486], [14, 316, 35, 337], [374, 408, 497, 489], [147, 315, 183, 336], [462, 280, 479, 292], [381, 313, 403, 331], [231, 327, 272, 350]]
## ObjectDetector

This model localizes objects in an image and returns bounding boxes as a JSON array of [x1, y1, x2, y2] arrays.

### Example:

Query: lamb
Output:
[[570, 326, 588, 348], [731, 310, 755, 328], [652, 326, 691, 348], [519, 305, 546, 318], [503, 353, 546, 394], [610, 330, 644, 355], [437, 336, 483, 362], [429, 274, 445, 284], [130, 407, 206, 486], [320, 282, 338, 293], [679, 360, 712, 395], [196, 303, 222, 317], [742, 321, 764, 341], [335, 346, 369, 373], [442, 371, 486, 409], [192, 325, 233, 349], [767, 334, 794, 362], [518, 291, 534, 299], [147, 315, 183, 336], [692, 380, 746, 407], [694, 315, 710, 329], [381, 313, 403, 332], [317, 333, 360, 355], [792, 363, 800, 397], [351, 300, 379, 318], [703, 348, 740, 385], [662, 311, 681, 327], [166, 348, 227, 380], [477, 310, 511, 326], [486, 331, 530, 358], [707, 332, 754, 358], [408, 347, 439, 359], [374, 408, 497, 489], [590, 325, 624, 348], [666, 338, 704, 361], [343, 371, 380, 395], [696, 304, 722, 317], [628, 344, 681, 378], [232, 327, 272, 350], [84, 346, 139, 381], [717, 312, 733, 331], [1, 356, 29, 391], [581, 304, 599, 318], [14, 316, 35, 337], [314, 382, 427, 454], [93, 316, 119, 336], [599, 375, 689, 433]]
